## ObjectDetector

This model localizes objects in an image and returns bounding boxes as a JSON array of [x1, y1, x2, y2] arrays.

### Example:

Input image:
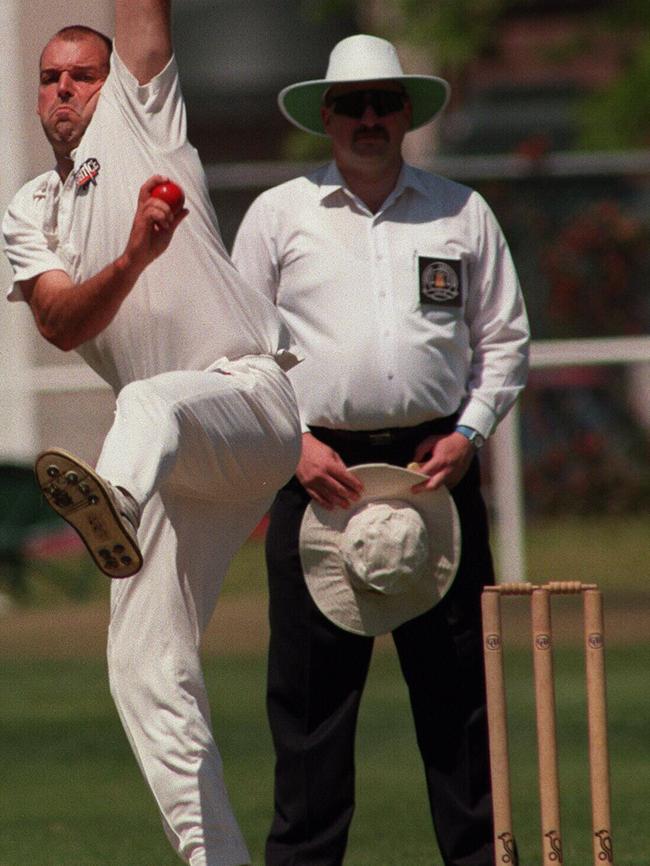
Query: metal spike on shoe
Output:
[[34, 448, 143, 579]]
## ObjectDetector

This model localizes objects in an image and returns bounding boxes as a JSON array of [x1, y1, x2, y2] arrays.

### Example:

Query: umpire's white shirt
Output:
[[3, 48, 292, 393], [232, 161, 530, 439]]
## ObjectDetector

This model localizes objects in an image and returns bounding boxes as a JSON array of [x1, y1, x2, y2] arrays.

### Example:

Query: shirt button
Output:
[[387, 372, 394, 380]]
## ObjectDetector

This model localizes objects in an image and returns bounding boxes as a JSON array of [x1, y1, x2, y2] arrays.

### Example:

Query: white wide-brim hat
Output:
[[278, 33, 450, 136], [300, 464, 461, 636]]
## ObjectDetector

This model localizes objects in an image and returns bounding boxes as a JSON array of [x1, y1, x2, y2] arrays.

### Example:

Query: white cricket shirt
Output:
[[232, 161, 530, 438], [3, 49, 292, 393]]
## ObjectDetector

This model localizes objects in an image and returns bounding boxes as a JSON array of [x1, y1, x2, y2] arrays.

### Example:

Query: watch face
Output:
[[473, 433, 485, 449]]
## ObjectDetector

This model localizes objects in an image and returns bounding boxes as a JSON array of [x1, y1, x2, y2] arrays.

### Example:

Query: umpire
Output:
[[233, 34, 530, 866]]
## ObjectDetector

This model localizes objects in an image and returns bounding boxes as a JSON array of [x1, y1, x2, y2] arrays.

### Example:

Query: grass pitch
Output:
[[1, 513, 649, 864], [1, 643, 649, 865]]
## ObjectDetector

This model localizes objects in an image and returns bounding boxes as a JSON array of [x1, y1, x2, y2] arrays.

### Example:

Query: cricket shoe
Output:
[[35, 448, 143, 579]]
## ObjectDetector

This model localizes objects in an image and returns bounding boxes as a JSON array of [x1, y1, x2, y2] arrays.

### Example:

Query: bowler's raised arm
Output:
[[115, 0, 172, 84]]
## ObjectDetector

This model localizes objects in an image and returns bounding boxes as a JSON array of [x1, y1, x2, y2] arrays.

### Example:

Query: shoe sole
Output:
[[34, 448, 143, 579]]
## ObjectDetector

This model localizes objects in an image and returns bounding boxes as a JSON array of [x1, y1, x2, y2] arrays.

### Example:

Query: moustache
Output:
[[353, 125, 389, 141]]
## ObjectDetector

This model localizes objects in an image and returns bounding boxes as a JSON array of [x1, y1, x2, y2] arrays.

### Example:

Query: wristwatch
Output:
[[454, 425, 486, 450]]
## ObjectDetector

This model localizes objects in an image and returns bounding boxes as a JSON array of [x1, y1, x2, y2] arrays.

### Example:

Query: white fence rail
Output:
[[492, 335, 650, 582]]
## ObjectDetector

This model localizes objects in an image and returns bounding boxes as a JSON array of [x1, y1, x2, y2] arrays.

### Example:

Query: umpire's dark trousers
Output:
[[265, 418, 495, 866]]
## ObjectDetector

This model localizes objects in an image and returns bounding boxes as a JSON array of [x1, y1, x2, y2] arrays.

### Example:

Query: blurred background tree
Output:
[[291, 0, 514, 159], [304, 0, 511, 76], [298, 0, 650, 153], [578, 2, 650, 149]]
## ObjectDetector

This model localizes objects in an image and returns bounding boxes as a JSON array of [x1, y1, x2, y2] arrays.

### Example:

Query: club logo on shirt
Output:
[[418, 257, 462, 307], [75, 157, 101, 190]]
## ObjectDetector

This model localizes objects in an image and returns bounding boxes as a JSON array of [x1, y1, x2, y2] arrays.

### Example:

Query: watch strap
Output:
[[454, 424, 485, 449]]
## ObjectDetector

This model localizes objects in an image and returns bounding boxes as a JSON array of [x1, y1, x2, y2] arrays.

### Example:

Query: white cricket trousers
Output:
[[96, 355, 301, 866]]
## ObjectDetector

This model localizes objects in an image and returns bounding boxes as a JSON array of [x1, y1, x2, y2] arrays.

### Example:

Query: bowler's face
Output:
[[320, 80, 412, 168], [38, 36, 109, 157]]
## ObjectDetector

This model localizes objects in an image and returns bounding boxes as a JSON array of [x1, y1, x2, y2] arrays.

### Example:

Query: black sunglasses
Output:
[[328, 89, 407, 119]]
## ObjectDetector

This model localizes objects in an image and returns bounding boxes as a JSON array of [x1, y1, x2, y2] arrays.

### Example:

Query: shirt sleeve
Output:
[[457, 193, 530, 436], [100, 44, 187, 151], [2, 184, 69, 302]]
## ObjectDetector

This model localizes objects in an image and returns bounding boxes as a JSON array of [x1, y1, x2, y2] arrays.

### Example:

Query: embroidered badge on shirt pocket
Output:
[[418, 257, 462, 307]]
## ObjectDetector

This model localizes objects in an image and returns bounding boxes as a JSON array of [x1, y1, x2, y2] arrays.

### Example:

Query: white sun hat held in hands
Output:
[[299, 463, 461, 636]]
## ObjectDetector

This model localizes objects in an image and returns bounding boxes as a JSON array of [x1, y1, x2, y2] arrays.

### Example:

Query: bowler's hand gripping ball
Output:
[[150, 181, 185, 215]]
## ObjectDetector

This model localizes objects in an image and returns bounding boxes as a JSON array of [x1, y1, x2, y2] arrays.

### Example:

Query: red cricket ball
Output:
[[150, 181, 185, 214]]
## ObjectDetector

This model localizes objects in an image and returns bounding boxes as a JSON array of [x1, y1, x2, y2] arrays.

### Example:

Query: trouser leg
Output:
[[264, 421, 495, 866], [97, 358, 301, 509], [265, 479, 374, 866], [392, 458, 495, 866], [95, 377, 180, 507], [109, 493, 266, 866], [106, 358, 300, 866]]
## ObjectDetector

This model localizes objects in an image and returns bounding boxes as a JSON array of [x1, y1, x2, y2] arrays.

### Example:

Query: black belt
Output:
[[309, 416, 457, 447]]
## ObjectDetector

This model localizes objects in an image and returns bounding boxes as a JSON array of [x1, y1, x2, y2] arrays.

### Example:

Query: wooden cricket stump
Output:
[[481, 582, 614, 866]]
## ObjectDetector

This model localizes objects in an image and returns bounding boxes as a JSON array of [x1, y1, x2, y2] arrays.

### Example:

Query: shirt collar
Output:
[[318, 160, 426, 209], [396, 162, 429, 197], [318, 162, 349, 203]]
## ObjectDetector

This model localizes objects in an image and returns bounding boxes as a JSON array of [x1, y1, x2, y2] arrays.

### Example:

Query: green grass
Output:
[[221, 510, 649, 595], [5, 512, 647, 608], [1, 645, 649, 865], [523, 513, 650, 591], [222, 512, 650, 597], [1, 512, 648, 863]]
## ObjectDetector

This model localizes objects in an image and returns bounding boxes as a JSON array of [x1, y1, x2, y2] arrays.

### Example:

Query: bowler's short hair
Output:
[[41, 25, 112, 70]]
